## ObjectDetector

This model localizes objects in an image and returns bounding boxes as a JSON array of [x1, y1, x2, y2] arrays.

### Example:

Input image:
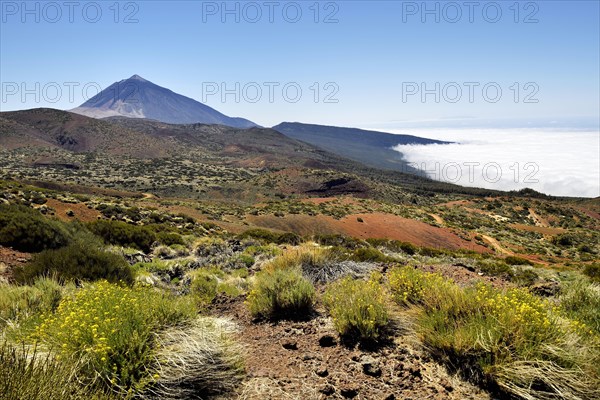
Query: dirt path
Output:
[[528, 208, 550, 227], [428, 213, 445, 225], [480, 234, 514, 256]]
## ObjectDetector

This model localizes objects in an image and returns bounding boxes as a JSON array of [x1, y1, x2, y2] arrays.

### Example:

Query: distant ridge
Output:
[[272, 122, 450, 173], [71, 75, 257, 128]]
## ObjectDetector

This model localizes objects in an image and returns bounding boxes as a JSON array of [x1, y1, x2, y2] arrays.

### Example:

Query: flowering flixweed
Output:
[[30, 280, 195, 392], [323, 274, 389, 340]]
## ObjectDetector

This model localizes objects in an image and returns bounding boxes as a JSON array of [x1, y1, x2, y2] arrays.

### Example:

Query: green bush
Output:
[[0, 278, 63, 327], [238, 229, 302, 245], [560, 279, 600, 334], [276, 232, 302, 245], [583, 263, 600, 282], [237, 254, 255, 268], [238, 228, 279, 243], [476, 259, 513, 278], [504, 256, 534, 266], [191, 270, 219, 306], [16, 241, 134, 285], [156, 232, 185, 247], [87, 220, 156, 253], [0, 204, 71, 252], [323, 276, 389, 340], [352, 247, 390, 262], [246, 267, 315, 319]]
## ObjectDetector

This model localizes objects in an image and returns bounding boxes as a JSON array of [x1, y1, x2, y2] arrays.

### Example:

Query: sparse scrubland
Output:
[[1, 180, 599, 399]]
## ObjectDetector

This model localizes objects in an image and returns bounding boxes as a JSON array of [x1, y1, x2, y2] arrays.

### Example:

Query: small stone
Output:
[[66, 209, 75, 217], [340, 387, 359, 398], [281, 340, 298, 350], [408, 365, 422, 379], [319, 384, 335, 395], [361, 355, 382, 377], [318, 334, 337, 347], [440, 378, 454, 392], [383, 394, 395, 400], [315, 366, 329, 377]]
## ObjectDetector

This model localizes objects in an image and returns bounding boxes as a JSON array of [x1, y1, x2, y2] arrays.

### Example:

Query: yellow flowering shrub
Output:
[[323, 275, 389, 340], [389, 267, 600, 399], [246, 267, 315, 319], [30, 281, 195, 393]]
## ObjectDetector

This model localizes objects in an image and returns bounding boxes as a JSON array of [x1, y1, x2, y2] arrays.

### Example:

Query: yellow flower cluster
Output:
[[388, 266, 445, 305], [323, 275, 389, 340], [475, 285, 555, 340], [30, 281, 146, 374]]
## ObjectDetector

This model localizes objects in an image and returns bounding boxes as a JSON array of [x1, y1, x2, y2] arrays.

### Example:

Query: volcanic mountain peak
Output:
[[71, 75, 257, 128]]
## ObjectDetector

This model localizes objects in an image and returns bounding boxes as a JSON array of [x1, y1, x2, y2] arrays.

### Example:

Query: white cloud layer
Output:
[[392, 129, 600, 198]]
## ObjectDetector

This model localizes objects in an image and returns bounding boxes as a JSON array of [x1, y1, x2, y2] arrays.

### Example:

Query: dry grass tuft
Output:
[[148, 317, 244, 399]]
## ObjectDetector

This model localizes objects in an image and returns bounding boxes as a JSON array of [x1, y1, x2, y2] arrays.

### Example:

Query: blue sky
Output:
[[1, 0, 599, 128]]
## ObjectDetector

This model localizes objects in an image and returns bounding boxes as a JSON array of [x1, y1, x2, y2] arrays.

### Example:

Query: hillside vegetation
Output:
[[1, 179, 598, 399]]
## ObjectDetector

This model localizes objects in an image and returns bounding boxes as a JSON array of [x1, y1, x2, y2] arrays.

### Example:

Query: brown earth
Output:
[[247, 213, 491, 253], [508, 224, 566, 235], [0, 246, 31, 283], [212, 295, 491, 400], [41, 198, 101, 222]]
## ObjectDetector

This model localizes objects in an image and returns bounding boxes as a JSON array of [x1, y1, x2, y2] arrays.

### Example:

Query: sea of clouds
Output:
[[391, 128, 599, 198]]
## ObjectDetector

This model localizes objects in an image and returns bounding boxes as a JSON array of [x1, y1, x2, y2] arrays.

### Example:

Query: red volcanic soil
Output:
[[41, 199, 101, 222], [247, 212, 490, 253], [0, 246, 31, 282]]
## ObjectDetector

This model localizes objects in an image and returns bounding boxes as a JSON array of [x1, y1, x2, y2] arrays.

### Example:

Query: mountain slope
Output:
[[272, 122, 450, 173], [0, 108, 173, 158], [71, 75, 257, 128]]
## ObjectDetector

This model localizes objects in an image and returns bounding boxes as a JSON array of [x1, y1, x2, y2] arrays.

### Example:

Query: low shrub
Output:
[[238, 228, 279, 243], [0, 343, 111, 400], [504, 256, 534, 266], [246, 267, 315, 319], [583, 263, 600, 282], [476, 259, 513, 278], [156, 232, 185, 247], [560, 279, 600, 334], [87, 220, 156, 253], [191, 270, 219, 306], [238, 229, 302, 245], [352, 247, 391, 263], [511, 267, 538, 286], [237, 254, 255, 268], [418, 247, 449, 257], [314, 234, 365, 249], [30, 281, 196, 393], [323, 275, 389, 340], [389, 267, 600, 399], [0, 278, 63, 327], [265, 246, 362, 284], [0, 204, 71, 252], [16, 241, 134, 285]]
